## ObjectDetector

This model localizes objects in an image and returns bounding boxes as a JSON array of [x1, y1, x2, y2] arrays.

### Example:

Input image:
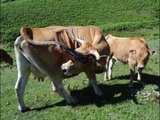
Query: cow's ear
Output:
[[20, 27, 33, 40], [129, 50, 136, 55], [149, 50, 156, 56], [48, 44, 63, 53], [90, 49, 100, 61]]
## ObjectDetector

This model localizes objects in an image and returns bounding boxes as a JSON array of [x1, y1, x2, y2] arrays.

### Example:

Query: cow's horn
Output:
[[90, 50, 101, 61]]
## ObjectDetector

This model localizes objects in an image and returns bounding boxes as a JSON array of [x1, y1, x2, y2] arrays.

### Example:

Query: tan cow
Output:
[[14, 26, 110, 112], [104, 34, 156, 87]]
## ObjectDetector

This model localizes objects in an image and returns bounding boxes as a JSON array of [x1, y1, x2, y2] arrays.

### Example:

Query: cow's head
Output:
[[129, 45, 156, 72], [61, 37, 104, 76]]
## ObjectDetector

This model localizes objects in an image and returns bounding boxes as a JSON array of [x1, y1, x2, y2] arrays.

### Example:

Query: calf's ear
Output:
[[129, 50, 136, 55], [149, 50, 156, 56], [90, 49, 100, 61], [48, 44, 63, 53]]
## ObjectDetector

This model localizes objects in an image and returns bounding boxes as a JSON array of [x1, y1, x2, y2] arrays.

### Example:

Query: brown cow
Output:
[[14, 26, 110, 112], [0, 49, 13, 65], [104, 34, 156, 87], [61, 34, 156, 93]]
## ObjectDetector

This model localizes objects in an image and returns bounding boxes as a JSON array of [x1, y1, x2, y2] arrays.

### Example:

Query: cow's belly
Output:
[[113, 55, 128, 64]]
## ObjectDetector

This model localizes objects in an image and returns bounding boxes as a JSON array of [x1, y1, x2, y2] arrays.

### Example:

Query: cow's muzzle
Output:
[[137, 66, 144, 71], [61, 64, 71, 76]]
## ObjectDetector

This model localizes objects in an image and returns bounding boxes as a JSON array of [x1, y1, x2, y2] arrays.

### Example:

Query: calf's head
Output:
[[61, 38, 101, 76], [129, 45, 156, 71]]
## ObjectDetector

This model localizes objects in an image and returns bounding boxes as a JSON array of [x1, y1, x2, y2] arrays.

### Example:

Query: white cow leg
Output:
[[137, 71, 141, 81], [104, 56, 111, 81], [104, 72, 107, 81], [137, 69, 145, 86], [15, 71, 30, 112], [108, 58, 116, 80], [51, 80, 76, 105], [14, 47, 30, 112]]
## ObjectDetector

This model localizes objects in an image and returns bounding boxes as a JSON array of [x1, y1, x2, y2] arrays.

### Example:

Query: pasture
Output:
[[1, 0, 159, 120]]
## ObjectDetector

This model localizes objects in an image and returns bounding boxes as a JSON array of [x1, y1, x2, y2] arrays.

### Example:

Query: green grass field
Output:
[[1, 0, 159, 120]]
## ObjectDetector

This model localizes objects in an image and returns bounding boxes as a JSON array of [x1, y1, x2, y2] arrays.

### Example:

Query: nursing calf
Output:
[[14, 26, 109, 112]]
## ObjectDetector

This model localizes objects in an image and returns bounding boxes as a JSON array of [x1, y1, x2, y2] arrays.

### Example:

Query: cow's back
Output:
[[106, 35, 147, 62]]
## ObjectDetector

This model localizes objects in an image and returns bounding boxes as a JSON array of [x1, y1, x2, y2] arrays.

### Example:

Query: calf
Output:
[[14, 25, 109, 112], [104, 34, 156, 88]]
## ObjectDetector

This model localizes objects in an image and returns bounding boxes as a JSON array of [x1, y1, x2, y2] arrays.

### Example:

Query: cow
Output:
[[0, 48, 13, 65], [14, 25, 110, 112], [61, 34, 156, 94], [104, 34, 156, 88]]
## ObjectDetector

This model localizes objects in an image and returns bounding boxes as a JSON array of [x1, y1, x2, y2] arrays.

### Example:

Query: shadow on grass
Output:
[[29, 83, 142, 112], [113, 73, 159, 86], [28, 73, 159, 112]]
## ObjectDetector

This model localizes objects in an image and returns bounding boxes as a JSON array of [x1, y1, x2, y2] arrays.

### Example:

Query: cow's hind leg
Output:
[[14, 46, 30, 112]]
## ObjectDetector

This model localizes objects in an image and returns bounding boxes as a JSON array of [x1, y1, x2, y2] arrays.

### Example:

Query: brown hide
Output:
[[106, 34, 150, 65]]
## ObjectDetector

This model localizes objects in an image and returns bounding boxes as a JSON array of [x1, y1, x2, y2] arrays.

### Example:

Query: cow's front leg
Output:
[[137, 67, 145, 87], [104, 56, 111, 81], [129, 69, 135, 87], [137, 69, 142, 81], [107, 58, 116, 80], [86, 71, 102, 96], [14, 47, 30, 112], [129, 68, 135, 96], [51, 79, 76, 105]]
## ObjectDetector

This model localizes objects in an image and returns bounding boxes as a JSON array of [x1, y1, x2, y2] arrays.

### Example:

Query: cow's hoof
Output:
[[95, 90, 103, 97], [20, 107, 30, 113], [70, 99, 78, 106], [67, 99, 78, 106], [66, 96, 78, 106]]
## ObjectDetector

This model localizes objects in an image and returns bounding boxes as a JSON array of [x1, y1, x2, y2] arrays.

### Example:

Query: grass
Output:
[[1, 0, 159, 45], [1, 41, 159, 120], [0, 0, 159, 120]]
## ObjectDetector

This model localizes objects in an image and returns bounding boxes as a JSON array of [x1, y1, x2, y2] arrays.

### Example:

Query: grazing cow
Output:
[[14, 25, 110, 112], [104, 34, 156, 88], [0, 48, 13, 65]]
